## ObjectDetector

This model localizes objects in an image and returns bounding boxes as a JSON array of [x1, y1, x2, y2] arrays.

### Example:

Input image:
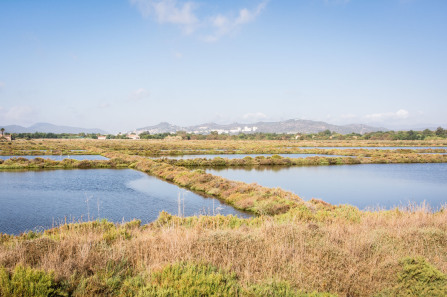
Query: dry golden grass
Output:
[[1, 206, 446, 296]]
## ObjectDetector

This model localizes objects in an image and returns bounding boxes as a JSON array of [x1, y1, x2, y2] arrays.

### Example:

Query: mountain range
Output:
[[0, 123, 108, 134], [0, 119, 390, 135], [135, 119, 388, 135]]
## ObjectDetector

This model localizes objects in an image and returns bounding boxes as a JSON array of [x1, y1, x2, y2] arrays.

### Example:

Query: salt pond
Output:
[[0, 155, 108, 161], [152, 153, 345, 160], [0, 169, 251, 235], [206, 163, 447, 210]]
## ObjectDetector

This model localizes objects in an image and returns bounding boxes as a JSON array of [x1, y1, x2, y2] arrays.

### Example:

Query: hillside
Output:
[[136, 119, 386, 135]]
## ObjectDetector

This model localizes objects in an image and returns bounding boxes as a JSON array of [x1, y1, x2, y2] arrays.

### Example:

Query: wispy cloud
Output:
[[0, 82, 5, 90], [130, 0, 268, 41], [129, 88, 150, 101], [365, 109, 409, 122], [130, 0, 199, 34], [204, 1, 268, 42]]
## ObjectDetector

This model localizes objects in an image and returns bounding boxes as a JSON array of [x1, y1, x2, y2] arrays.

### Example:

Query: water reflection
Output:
[[152, 153, 345, 160], [0, 155, 108, 161], [207, 164, 447, 210], [0, 169, 251, 235]]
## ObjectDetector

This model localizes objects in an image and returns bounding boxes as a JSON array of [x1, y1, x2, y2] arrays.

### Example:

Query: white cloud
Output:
[[365, 109, 410, 122], [236, 1, 268, 25], [242, 112, 268, 122], [0, 82, 4, 89], [0, 105, 38, 125], [205, 1, 268, 42], [129, 88, 150, 101], [130, 0, 268, 41], [130, 0, 199, 34]]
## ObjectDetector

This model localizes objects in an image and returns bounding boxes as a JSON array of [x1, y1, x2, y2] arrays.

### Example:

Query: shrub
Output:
[[376, 257, 447, 296], [246, 280, 336, 297], [137, 262, 241, 296], [0, 265, 67, 297]]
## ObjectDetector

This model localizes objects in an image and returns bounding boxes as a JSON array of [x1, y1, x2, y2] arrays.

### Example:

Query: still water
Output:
[[295, 147, 447, 150], [206, 164, 447, 210], [153, 154, 344, 160], [0, 169, 250, 235], [0, 155, 108, 161]]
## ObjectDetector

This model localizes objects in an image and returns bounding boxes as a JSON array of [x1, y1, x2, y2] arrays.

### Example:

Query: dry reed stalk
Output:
[[1, 209, 446, 296]]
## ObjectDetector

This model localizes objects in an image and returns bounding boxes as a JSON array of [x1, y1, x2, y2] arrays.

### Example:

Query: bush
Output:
[[246, 280, 336, 297], [137, 262, 241, 296], [0, 265, 67, 297], [376, 257, 447, 296]]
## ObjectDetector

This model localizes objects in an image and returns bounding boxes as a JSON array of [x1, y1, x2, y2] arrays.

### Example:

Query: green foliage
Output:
[[376, 257, 447, 297], [137, 262, 241, 296], [246, 280, 336, 297], [0, 266, 67, 297], [119, 275, 147, 296]]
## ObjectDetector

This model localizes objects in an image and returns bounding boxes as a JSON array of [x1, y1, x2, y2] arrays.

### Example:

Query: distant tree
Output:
[[0, 128, 4, 136], [435, 127, 445, 137], [422, 129, 432, 137], [407, 130, 417, 140]]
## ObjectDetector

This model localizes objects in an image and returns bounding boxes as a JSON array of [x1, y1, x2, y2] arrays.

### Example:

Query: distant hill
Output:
[[135, 119, 387, 135], [0, 123, 108, 134]]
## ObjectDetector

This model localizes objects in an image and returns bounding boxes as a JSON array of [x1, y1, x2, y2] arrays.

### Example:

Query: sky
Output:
[[0, 0, 446, 133]]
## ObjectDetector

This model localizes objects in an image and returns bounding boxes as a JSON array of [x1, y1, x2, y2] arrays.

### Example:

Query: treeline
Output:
[[10, 132, 101, 140], [4, 127, 447, 141], [138, 132, 173, 139], [8, 132, 134, 140], [140, 127, 447, 141], [362, 127, 447, 140]]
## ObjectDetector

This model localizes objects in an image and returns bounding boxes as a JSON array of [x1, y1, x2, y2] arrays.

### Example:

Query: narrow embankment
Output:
[[104, 152, 307, 216]]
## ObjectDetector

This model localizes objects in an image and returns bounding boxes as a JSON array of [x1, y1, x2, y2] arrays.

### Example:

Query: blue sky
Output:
[[1, 0, 446, 133]]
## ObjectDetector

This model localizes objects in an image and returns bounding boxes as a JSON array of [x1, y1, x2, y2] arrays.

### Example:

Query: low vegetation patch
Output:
[[1, 208, 446, 296], [0, 265, 66, 297], [0, 157, 131, 170]]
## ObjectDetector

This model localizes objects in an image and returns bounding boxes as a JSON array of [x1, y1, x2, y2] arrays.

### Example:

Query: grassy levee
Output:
[[3, 139, 447, 158], [0, 139, 101, 156], [156, 153, 447, 167], [104, 152, 305, 216], [0, 157, 132, 170], [1, 151, 446, 171]]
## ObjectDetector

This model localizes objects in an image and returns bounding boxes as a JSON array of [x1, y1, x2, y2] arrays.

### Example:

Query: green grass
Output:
[[0, 265, 67, 297]]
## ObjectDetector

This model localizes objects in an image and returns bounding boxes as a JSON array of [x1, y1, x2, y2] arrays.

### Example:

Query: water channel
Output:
[[0, 169, 251, 235]]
